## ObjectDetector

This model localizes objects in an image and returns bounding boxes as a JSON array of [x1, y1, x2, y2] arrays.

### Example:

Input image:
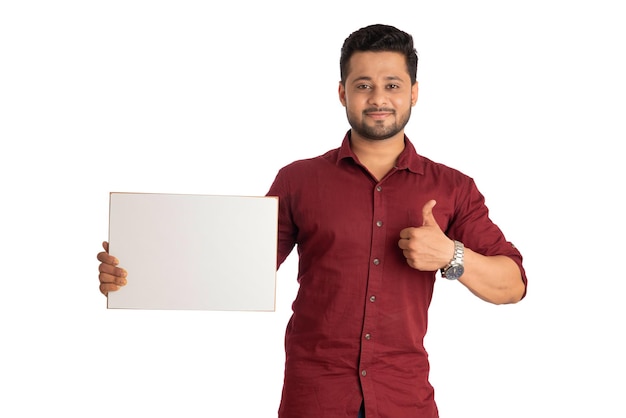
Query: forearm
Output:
[[458, 248, 525, 305]]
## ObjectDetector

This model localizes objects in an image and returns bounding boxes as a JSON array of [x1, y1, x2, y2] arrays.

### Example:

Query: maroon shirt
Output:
[[267, 133, 526, 418]]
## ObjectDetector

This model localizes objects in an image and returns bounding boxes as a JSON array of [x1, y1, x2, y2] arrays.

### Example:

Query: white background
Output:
[[1, 1, 624, 417]]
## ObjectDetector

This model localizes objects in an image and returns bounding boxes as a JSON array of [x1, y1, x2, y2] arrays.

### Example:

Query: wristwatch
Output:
[[441, 240, 465, 280]]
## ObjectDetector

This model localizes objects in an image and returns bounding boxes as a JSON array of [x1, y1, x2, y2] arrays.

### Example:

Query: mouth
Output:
[[364, 109, 394, 120]]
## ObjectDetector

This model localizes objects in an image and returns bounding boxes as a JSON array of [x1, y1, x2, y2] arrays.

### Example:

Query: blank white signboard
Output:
[[107, 193, 278, 311]]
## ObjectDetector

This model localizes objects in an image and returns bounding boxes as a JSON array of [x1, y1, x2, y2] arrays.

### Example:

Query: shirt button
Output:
[[369, 295, 376, 302], [376, 186, 382, 192], [365, 333, 371, 340], [373, 258, 380, 265], [376, 220, 383, 227], [361, 370, 367, 376]]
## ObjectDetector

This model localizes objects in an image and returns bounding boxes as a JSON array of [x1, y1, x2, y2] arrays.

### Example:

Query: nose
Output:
[[367, 86, 388, 108]]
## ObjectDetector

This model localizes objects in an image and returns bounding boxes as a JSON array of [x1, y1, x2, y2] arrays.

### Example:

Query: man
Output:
[[98, 24, 527, 418]]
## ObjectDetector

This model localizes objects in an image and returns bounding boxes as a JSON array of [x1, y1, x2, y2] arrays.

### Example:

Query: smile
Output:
[[365, 111, 394, 120]]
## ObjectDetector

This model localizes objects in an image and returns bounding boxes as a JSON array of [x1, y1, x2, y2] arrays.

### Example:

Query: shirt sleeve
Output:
[[447, 177, 528, 295], [266, 167, 298, 269]]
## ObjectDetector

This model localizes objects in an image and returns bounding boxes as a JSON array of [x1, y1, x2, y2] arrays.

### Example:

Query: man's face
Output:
[[339, 51, 418, 141]]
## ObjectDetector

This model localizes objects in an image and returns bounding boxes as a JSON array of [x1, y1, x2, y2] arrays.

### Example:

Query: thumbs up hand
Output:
[[398, 200, 455, 271]]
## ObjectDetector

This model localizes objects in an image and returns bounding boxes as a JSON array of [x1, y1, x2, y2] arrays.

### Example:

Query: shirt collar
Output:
[[336, 130, 424, 175]]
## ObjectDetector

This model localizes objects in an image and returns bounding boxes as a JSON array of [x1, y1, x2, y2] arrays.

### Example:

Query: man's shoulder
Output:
[[416, 153, 473, 182], [279, 147, 341, 171]]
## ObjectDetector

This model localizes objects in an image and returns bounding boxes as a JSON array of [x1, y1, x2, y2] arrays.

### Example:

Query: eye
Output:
[[356, 84, 372, 90], [387, 84, 400, 89]]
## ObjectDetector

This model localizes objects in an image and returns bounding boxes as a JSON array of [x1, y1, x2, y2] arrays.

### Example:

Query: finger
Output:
[[421, 199, 438, 227], [99, 261, 127, 277], [97, 251, 119, 266], [99, 271, 126, 290], [102, 241, 109, 253], [100, 282, 121, 296], [99, 270, 127, 286], [399, 227, 414, 240], [404, 257, 417, 269]]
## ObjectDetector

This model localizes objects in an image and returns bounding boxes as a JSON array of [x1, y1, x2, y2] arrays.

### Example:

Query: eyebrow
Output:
[[351, 75, 405, 83]]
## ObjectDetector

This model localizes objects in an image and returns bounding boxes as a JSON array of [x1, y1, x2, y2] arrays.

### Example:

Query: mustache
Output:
[[363, 108, 395, 114]]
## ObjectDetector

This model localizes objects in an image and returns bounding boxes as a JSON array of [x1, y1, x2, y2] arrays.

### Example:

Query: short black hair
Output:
[[340, 24, 418, 85]]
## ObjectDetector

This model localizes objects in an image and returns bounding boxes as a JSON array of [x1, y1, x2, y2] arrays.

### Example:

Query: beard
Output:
[[347, 107, 411, 141]]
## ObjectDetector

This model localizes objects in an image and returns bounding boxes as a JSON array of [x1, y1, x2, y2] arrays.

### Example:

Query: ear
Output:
[[338, 82, 347, 107], [411, 81, 419, 106]]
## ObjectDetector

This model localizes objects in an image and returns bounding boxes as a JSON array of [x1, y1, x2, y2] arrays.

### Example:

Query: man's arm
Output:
[[398, 200, 526, 305], [458, 249, 525, 304]]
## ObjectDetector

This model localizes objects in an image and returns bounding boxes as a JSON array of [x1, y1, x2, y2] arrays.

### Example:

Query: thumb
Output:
[[421, 199, 439, 227]]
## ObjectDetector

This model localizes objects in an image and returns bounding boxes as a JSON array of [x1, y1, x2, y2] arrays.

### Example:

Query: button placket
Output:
[[359, 181, 386, 392]]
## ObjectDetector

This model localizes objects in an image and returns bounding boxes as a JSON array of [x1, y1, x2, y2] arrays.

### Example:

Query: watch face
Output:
[[445, 265, 465, 280]]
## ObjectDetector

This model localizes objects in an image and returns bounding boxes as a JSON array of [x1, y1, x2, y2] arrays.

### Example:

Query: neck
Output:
[[350, 131, 406, 180]]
